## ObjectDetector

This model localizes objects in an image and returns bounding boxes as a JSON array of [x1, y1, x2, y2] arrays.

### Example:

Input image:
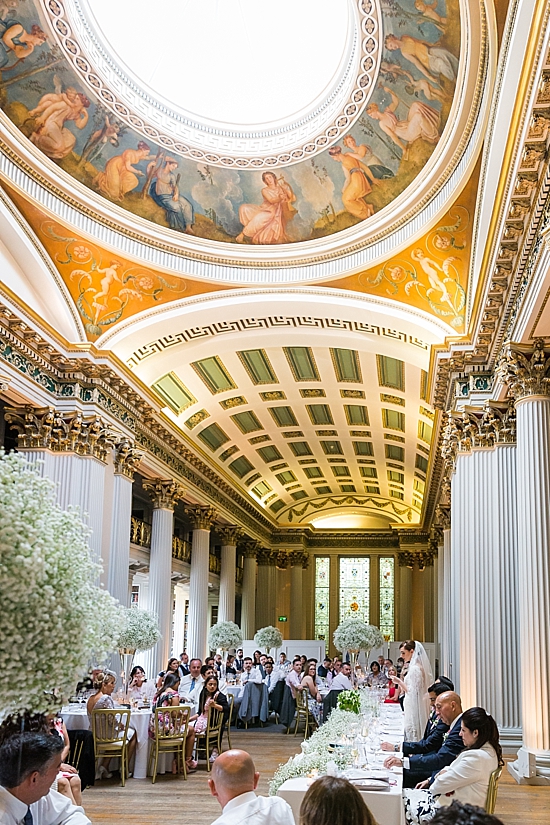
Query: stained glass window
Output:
[[314, 557, 330, 641], [379, 557, 395, 641], [339, 557, 370, 623]]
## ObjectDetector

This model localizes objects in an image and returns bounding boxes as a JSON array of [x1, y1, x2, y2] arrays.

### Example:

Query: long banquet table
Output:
[[277, 704, 405, 825]]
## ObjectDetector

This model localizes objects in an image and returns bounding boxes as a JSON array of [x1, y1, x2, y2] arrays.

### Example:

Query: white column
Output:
[[439, 526, 452, 679], [144, 479, 184, 679], [187, 507, 216, 661], [107, 442, 141, 606], [289, 550, 308, 640], [241, 542, 258, 640], [256, 549, 278, 630], [173, 584, 188, 657], [218, 526, 242, 623]]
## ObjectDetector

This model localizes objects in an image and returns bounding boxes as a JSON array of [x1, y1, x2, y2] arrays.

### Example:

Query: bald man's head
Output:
[[209, 750, 259, 808], [434, 691, 462, 726]]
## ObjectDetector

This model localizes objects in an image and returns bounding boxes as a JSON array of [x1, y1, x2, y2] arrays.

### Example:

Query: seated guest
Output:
[[86, 672, 136, 779], [277, 652, 291, 673], [0, 733, 90, 825], [382, 682, 451, 750], [263, 660, 282, 694], [300, 775, 376, 825], [378, 655, 386, 671], [179, 651, 190, 676], [332, 659, 342, 675], [214, 653, 223, 673], [384, 658, 394, 675], [192, 675, 228, 763], [258, 654, 268, 678], [153, 672, 197, 773], [300, 654, 308, 672], [225, 655, 237, 676], [430, 802, 505, 825], [317, 657, 332, 679], [300, 661, 323, 725], [385, 666, 402, 703], [47, 716, 82, 806], [397, 656, 405, 676], [330, 662, 353, 691], [128, 666, 155, 703], [209, 749, 295, 825], [253, 650, 262, 668], [286, 658, 305, 698], [367, 661, 388, 687], [234, 658, 262, 714], [235, 649, 244, 672], [179, 658, 203, 697], [205, 656, 216, 669], [384, 691, 464, 787], [403, 709, 502, 824], [156, 657, 180, 688]]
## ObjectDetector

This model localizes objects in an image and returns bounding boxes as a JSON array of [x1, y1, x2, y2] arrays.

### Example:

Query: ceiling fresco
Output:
[[0, 0, 462, 246]]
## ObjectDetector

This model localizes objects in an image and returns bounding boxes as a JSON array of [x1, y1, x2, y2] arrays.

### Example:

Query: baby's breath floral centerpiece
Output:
[[333, 618, 384, 683], [254, 625, 283, 655], [208, 621, 243, 673], [0, 452, 120, 722], [116, 606, 160, 690]]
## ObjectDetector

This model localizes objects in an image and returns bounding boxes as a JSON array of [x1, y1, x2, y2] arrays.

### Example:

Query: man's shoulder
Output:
[[213, 795, 294, 825]]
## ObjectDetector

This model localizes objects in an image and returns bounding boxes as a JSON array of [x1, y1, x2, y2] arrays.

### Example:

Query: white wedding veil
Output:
[[411, 641, 433, 689]]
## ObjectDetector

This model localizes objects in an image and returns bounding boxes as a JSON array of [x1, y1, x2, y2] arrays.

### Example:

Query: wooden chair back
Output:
[[485, 764, 503, 814], [153, 705, 190, 742], [91, 708, 130, 745]]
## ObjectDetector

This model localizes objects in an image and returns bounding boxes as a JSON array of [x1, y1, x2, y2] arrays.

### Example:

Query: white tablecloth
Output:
[[62, 706, 152, 779]]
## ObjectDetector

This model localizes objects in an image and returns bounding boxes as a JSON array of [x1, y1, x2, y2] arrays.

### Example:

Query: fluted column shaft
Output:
[[290, 564, 303, 639], [187, 507, 216, 661], [256, 550, 278, 629], [218, 527, 241, 624], [148, 506, 175, 676], [439, 529, 452, 679], [107, 472, 134, 605], [515, 396, 550, 775], [241, 551, 257, 639]]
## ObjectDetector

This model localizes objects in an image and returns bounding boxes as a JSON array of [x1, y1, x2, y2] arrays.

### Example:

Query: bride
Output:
[[391, 640, 433, 741]]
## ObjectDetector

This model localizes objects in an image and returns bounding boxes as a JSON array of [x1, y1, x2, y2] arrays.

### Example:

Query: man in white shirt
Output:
[[330, 662, 353, 690], [179, 657, 203, 698], [285, 658, 304, 699], [209, 749, 295, 825], [263, 661, 282, 694], [0, 732, 90, 825]]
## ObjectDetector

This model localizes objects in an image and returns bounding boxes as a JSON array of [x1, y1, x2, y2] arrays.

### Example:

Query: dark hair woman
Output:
[[156, 657, 179, 688], [300, 775, 377, 825], [403, 707, 502, 824], [154, 672, 181, 708], [192, 675, 228, 763]]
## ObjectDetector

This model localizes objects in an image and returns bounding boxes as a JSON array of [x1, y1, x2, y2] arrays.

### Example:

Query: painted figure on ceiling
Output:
[[342, 135, 394, 179], [94, 141, 153, 201], [147, 156, 195, 234], [0, 16, 46, 69], [414, 0, 447, 29], [366, 87, 440, 160], [28, 77, 90, 160], [80, 114, 123, 167], [328, 145, 377, 220], [236, 172, 296, 244], [384, 33, 458, 84]]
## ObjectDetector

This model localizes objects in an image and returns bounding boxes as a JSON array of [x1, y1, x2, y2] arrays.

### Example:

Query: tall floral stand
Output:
[[119, 648, 136, 697]]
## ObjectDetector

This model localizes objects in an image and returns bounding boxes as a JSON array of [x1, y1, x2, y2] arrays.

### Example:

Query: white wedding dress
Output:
[[403, 642, 433, 741]]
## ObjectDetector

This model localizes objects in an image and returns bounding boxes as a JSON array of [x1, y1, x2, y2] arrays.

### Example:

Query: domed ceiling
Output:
[[0, 0, 481, 253]]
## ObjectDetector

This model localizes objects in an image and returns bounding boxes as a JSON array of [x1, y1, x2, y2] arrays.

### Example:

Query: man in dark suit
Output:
[[384, 691, 464, 788], [382, 681, 451, 757], [178, 652, 190, 677]]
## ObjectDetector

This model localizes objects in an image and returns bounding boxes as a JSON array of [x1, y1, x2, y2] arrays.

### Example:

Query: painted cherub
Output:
[[410, 247, 458, 311], [415, 0, 447, 27]]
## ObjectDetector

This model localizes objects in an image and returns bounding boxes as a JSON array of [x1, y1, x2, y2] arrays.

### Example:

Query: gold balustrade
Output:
[[172, 535, 191, 563], [130, 516, 151, 548]]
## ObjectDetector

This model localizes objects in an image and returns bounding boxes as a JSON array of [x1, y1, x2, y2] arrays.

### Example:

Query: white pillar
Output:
[[256, 549, 278, 630], [289, 550, 308, 640], [173, 584, 188, 657], [107, 442, 141, 606], [218, 526, 242, 624], [144, 479, 184, 679], [241, 542, 258, 639], [187, 507, 216, 661], [439, 526, 452, 679]]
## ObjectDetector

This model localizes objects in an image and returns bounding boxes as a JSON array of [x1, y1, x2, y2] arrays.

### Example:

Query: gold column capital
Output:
[[255, 547, 279, 566], [144, 478, 185, 510], [496, 338, 550, 400], [113, 438, 142, 479], [186, 505, 217, 530], [4, 405, 117, 463], [289, 550, 310, 569], [217, 525, 243, 545], [239, 539, 261, 558]]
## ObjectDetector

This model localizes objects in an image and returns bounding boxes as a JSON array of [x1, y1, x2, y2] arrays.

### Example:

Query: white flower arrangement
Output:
[[0, 452, 120, 721], [333, 618, 384, 653], [116, 606, 160, 651], [254, 625, 283, 652], [208, 620, 243, 652]]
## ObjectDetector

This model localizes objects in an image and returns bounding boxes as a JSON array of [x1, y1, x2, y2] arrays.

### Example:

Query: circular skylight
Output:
[[89, 0, 351, 128]]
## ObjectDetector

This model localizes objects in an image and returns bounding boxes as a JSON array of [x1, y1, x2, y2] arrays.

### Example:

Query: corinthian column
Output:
[[108, 440, 142, 606], [218, 525, 243, 623], [187, 506, 217, 661], [442, 403, 520, 746], [5, 406, 114, 570], [256, 548, 278, 630], [289, 550, 309, 640], [240, 541, 259, 639], [498, 340, 550, 782], [144, 479, 184, 677]]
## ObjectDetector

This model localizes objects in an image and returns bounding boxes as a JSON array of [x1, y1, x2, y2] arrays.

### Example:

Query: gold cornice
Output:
[[0, 3, 489, 275], [468, 0, 550, 334]]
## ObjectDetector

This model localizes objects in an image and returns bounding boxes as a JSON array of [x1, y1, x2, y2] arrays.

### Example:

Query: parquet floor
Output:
[[82, 725, 548, 825]]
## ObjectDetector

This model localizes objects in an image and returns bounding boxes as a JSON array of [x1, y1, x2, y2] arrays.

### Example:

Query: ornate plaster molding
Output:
[[5, 404, 116, 462], [217, 525, 244, 546], [441, 401, 516, 474], [143, 478, 185, 510], [288, 550, 310, 569], [398, 548, 436, 569], [239, 539, 261, 558], [496, 338, 550, 400], [255, 547, 280, 567], [186, 505, 217, 530], [113, 438, 142, 478]]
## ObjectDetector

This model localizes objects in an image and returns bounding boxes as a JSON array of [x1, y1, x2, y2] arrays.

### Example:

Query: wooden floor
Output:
[[83, 725, 549, 825]]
